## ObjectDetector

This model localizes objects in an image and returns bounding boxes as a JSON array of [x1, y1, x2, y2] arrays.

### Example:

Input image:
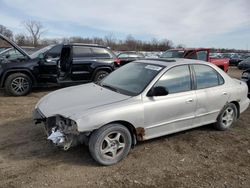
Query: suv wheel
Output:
[[93, 70, 109, 82], [89, 124, 132, 165], [5, 73, 32, 96]]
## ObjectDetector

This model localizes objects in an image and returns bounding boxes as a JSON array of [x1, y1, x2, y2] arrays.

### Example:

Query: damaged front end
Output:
[[33, 109, 90, 150]]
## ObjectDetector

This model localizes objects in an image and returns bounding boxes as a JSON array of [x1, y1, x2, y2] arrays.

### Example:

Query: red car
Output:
[[161, 48, 229, 72]]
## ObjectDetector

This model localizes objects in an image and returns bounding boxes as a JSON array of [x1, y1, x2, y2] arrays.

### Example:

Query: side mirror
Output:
[[5, 54, 10, 59], [147, 86, 169, 97]]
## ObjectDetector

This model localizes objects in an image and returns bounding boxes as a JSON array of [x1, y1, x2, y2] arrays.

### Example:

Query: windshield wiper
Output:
[[101, 84, 120, 93]]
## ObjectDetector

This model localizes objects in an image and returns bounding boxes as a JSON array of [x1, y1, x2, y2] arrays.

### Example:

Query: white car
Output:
[[33, 59, 249, 165]]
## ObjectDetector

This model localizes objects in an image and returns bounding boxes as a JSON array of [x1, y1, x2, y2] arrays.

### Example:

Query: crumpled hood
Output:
[[37, 83, 131, 118]]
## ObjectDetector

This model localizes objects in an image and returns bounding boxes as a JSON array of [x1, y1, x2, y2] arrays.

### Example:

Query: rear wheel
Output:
[[93, 70, 109, 82], [4, 73, 32, 96], [214, 103, 237, 131], [89, 124, 132, 165]]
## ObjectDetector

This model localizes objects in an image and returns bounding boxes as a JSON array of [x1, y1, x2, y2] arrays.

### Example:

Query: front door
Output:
[[38, 45, 62, 82], [143, 65, 197, 140]]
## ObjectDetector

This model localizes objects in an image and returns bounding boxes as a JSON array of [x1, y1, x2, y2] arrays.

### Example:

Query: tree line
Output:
[[0, 21, 249, 53]]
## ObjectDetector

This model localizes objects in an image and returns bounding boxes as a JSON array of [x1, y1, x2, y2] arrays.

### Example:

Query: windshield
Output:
[[30, 45, 54, 58], [161, 50, 184, 58], [100, 62, 164, 96]]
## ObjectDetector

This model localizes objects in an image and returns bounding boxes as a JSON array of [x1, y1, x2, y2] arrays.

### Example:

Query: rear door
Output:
[[71, 46, 93, 81], [192, 64, 228, 126]]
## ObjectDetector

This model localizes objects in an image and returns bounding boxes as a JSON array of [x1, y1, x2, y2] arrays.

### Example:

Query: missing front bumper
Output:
[[33, 109, 90, 150]]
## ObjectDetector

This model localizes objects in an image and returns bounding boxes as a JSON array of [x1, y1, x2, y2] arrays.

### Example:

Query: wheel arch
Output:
[[229, 101, 240, 119], [97, 120, 138, 147], [91, 66, 113, 80], [1, 69, 37, 87]]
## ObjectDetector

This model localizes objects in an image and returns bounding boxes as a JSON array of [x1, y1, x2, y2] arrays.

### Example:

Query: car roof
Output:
[[67, 43, 109, 48], [135, 58, 208, 67]]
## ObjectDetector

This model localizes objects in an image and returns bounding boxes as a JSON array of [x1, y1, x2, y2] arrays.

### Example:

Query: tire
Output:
[[4, 73, 32, 96], [93, 70, 109, 82], [89, 124, 132, 166], [214, 103, 237, 131]]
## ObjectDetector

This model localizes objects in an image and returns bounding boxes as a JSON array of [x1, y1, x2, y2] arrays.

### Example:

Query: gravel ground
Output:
[[0, 67, 249, 188]]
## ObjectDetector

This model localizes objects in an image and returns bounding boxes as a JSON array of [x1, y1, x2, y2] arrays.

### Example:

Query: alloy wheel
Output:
[[221, 106, 235, 127], [11, 77, 30, 95], [100, 131, 126, 159]]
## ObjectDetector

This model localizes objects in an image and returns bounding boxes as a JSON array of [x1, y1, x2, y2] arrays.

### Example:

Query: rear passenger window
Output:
[[92, 48, 112, 58], [193, 65, 223, 89], [73, 46, 92, 58], [154, 65, 191, 94]]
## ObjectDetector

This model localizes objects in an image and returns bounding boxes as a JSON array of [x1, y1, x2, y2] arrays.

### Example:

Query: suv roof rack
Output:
[[69, 43, 107, 48]]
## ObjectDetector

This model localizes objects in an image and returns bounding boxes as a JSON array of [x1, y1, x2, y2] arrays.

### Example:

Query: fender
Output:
[[0, 69, 37, 87]]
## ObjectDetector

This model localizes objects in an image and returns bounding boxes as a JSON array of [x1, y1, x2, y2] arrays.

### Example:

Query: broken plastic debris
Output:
[[47, 130, 65, 144], [180, 158, 185, 162]]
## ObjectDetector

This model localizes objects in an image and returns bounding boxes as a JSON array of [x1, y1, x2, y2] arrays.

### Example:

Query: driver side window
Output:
[[154, 65, 192, 94], [45, 45, 62, 59]]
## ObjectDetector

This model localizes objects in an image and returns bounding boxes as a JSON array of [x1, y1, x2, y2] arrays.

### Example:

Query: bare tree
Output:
[[22, 20, 45, 46], [0, 24, 13, 39], [104, 33, 116, 49]]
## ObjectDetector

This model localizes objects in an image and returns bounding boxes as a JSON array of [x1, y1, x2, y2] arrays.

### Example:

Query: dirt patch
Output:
[[0, 67, 250, 188]]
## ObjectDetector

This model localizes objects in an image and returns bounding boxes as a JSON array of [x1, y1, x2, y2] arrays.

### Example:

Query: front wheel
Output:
[[89, 124, 132, 165], [4, 73, 32, 96], [214, 103, 237, 131]]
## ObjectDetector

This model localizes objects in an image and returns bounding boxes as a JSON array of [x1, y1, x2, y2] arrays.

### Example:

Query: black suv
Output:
[[0, 34, 118, 96]]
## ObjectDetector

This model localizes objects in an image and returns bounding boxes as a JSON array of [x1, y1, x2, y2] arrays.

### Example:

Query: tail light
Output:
[[114, 58, 121, 66]]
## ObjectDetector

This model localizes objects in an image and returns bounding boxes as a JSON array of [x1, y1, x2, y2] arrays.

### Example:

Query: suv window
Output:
[[92, 47, 112, 58], [193, 64, 224, 89], [197, 51, 208, 61], [154, 65, 191, 94], [73, 46, 92, 58], [46, 45, 62, 58]]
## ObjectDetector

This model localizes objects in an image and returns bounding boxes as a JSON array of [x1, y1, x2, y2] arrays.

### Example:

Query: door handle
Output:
[[186, 99, 193, 103], [222, 92, 228, 96]]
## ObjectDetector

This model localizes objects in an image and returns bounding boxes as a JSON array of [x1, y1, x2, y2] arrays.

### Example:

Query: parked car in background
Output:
[[0, 47, 9, 53], [209, 52, 222, 58], [238, 57, 250, 70], [228, 54, 243, 66], [161, 48, 229, 72], [241, 69, 250, 97], [33, 58, 249, 165], [0, 48, 25, 60], [0, 34, 117, 96], [117, 51, 145, 66]]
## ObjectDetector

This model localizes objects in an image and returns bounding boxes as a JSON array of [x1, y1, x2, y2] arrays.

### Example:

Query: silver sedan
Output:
[[33, 59, 249, 165]]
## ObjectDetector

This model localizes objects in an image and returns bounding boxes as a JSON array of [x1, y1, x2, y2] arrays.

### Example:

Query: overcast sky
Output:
[[0, 0, 250, 49]]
